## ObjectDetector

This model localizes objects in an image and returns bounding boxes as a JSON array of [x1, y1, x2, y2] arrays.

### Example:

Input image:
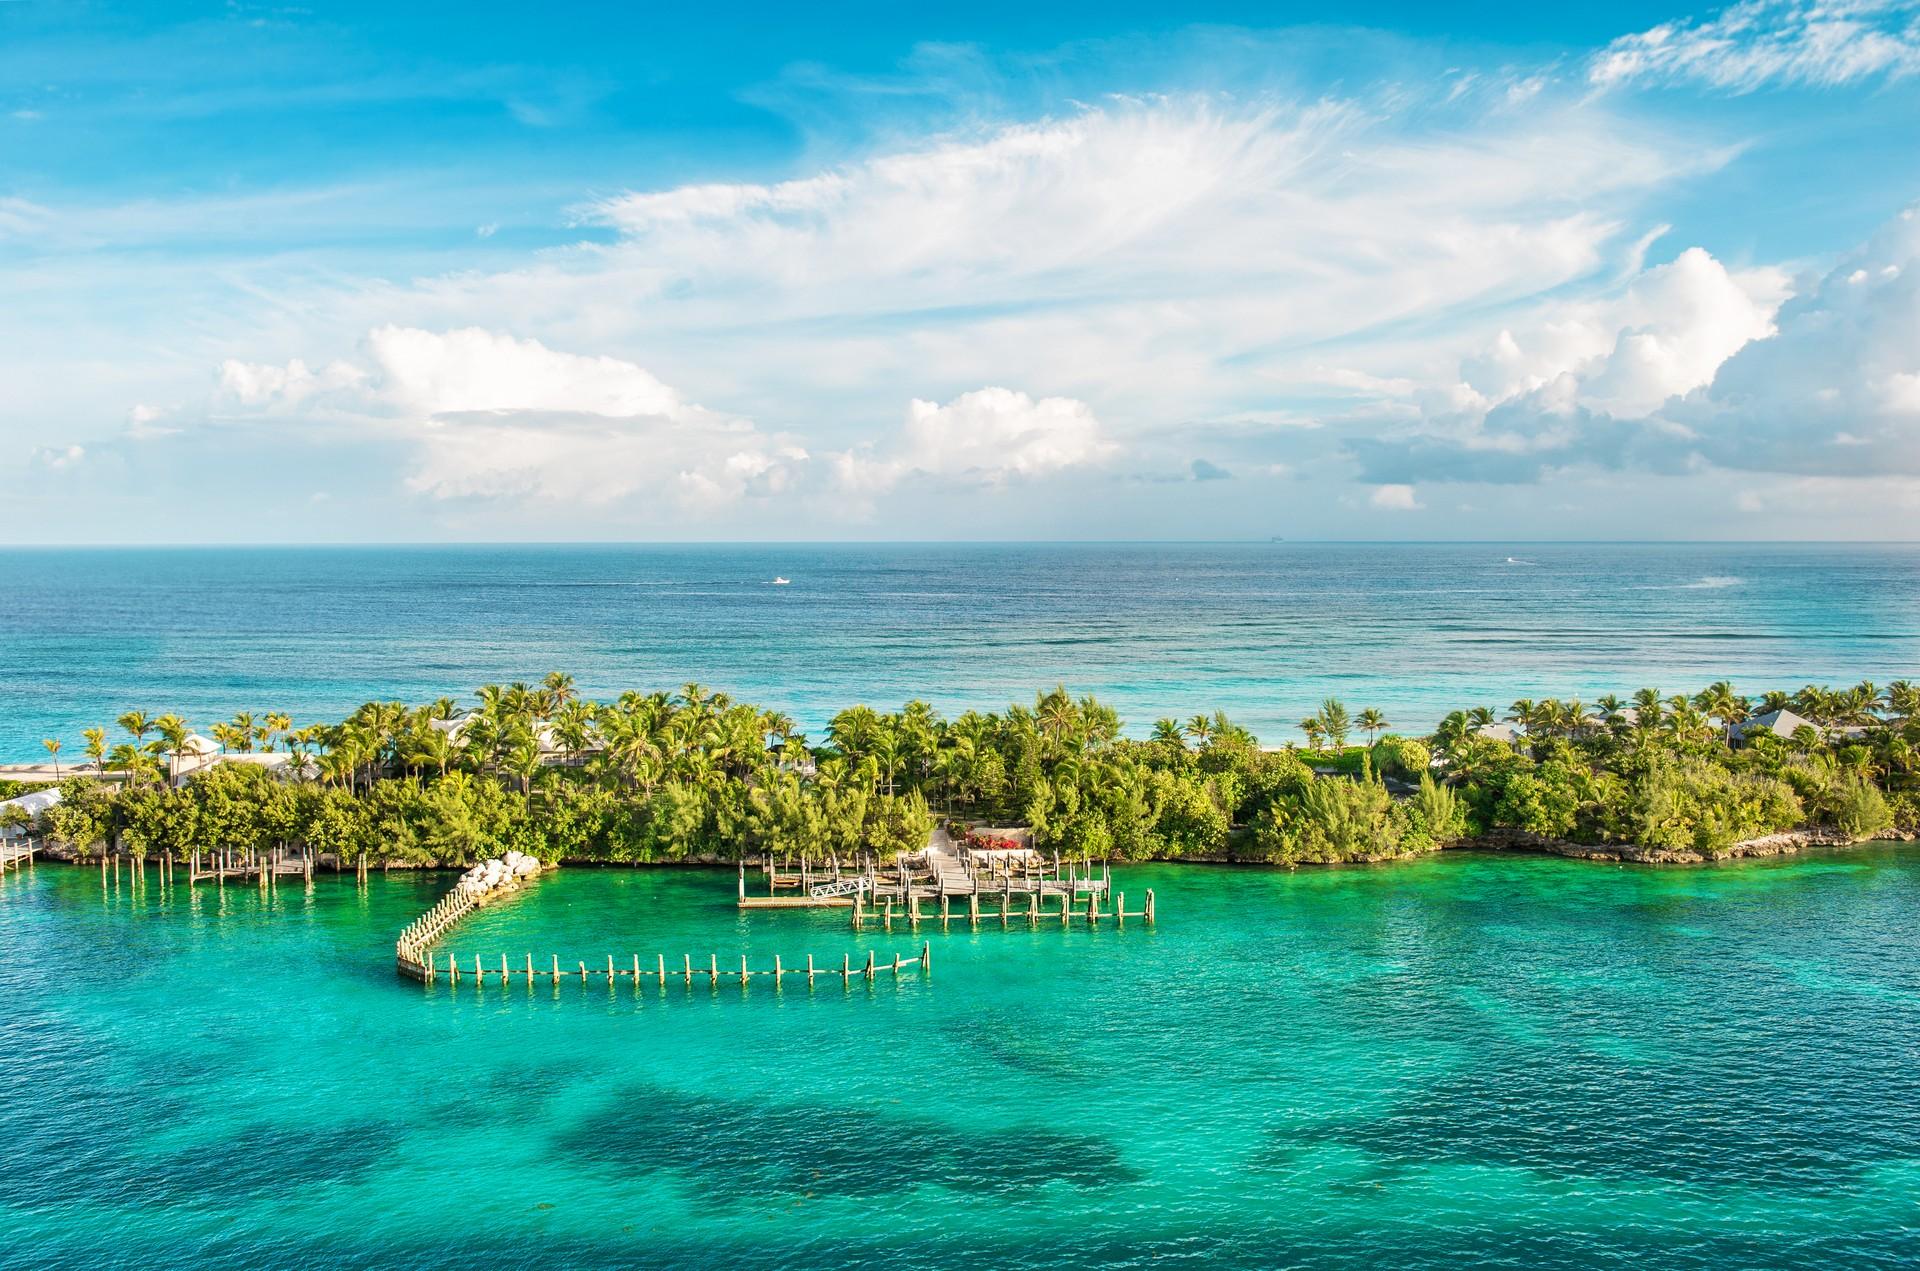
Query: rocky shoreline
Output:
[[1460, 825, 1916, 865]]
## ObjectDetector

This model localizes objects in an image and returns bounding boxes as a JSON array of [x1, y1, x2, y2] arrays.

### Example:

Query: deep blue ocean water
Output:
[[2, 542, 1915, 759]]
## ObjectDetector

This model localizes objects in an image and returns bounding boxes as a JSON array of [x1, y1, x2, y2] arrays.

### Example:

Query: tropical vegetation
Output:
[[12, 676, 1918, 869]]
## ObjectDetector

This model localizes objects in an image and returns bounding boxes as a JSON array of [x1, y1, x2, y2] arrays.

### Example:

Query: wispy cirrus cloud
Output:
[[1591, 0, 1920, 92]]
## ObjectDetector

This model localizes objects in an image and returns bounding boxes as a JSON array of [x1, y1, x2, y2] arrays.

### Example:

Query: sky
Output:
[[3, 0, 1919, 543]]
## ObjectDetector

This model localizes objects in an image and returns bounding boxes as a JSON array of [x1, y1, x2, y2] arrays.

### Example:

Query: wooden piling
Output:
[[739, 954, 749, 986], [1145, 888, 1156, 925], [552, 954, 560, 982], [579, 960, 588, 983], [921, 942, 931, 972], [632, 954, 641, 983], [1117, 891, 1125, 929], [863, 950, 875, 981], [658, 953, 667, 986]]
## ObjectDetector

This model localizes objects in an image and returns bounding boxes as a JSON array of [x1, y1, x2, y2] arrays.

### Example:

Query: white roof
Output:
[[1474, 722, 1524, 743], [181, 733, 221, 754], [0, 787, 61, 818], [1732, 709, 1817, 741]]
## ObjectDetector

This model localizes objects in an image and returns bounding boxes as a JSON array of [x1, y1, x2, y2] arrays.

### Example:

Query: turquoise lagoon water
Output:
[[4, 542, 1920, 759], [4, 849, 1920, 1268]]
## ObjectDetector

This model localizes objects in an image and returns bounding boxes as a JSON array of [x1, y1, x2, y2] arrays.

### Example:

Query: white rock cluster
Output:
[[455, 850, 542, 899]]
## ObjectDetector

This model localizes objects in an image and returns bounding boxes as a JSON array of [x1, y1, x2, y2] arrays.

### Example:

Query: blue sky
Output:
[[4, 0, 1919, 541]]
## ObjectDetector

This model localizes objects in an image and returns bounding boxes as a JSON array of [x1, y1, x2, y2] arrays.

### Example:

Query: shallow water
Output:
[[4, 541, 1919, 758], [5, 848, 1920, 1268]]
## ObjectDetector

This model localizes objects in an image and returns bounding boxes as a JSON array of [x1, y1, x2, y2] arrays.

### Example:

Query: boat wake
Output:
[[1636, 575, 1745, 590]]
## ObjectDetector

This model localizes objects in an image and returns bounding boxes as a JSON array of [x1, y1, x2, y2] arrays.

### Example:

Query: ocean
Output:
[[2, 542, 1916, 759], [5, 541, 1920, 1267], [4, 850, 1919, 1268]]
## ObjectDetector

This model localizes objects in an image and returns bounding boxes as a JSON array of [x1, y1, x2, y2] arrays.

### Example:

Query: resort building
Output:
[[0, 786, 60, 840], [1474, 722, 1525, 744], [1729, 708, 1819, 745]]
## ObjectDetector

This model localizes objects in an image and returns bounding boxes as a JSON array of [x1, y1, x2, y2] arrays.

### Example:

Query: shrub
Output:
[[1373, 736, 1432, 781]]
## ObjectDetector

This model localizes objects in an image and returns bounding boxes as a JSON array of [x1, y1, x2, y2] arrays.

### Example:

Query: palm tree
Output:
[[41, 738, 61, 778], [117, 710, 154, 785], [155, 714, 191, 783], [1184, 714, 1213, 747], [226, 712, 257, 753], [1631, 689, 1664, 733], [1318, 698, 1351, 750], [82, 727, 107, 774], [1299, 718, 1325, 753], [1693, 681, 1748, 742], [1433, 711, 1472, 755], [1151, 718, 1186, 751], [1358, 709, 1388, 747], [261, 712, 292, 751]]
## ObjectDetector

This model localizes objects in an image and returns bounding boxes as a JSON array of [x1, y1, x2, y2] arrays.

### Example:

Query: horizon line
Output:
[[4, 538, 1920, 550]]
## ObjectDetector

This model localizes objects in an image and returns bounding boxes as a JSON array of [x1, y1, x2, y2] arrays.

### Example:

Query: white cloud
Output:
[[1661, 204, 1920, 476], [366, 92, 1708, 437], [35, 444, 84, 470], [219, 327, 811, 507], [218, 356, 365, 409], [1591, 0, 1920, 92], [1369, 483, 1422, 510], [1349, 243, 1791, 483], [1458, 246, 1788, 417], [835, 387, 1116, 491], [1350, 203, 1920, 485]]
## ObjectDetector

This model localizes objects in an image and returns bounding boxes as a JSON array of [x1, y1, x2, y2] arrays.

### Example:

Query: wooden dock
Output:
[[401, 944, 932, 988], [737, 831, 1153, 930], [393, 876, 929, 990], [187, 847, 313, 885], [0, 840, 36, 876]]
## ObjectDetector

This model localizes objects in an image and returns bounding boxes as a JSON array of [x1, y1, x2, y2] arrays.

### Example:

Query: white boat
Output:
[[771, 576, 790, 586]]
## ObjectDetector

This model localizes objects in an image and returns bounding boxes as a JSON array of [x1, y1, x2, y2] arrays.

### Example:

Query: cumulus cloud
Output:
[[1347, 203, 1920, 486], [1349, 243, 1792, 483], [220, 327, 809, 506], [1369, 483, 1422, 510], [1591, 0, 1920, 92], [834, 387, 1116, 492], [1663, 205, 1920, 476], [35, 444, 84, 470]]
